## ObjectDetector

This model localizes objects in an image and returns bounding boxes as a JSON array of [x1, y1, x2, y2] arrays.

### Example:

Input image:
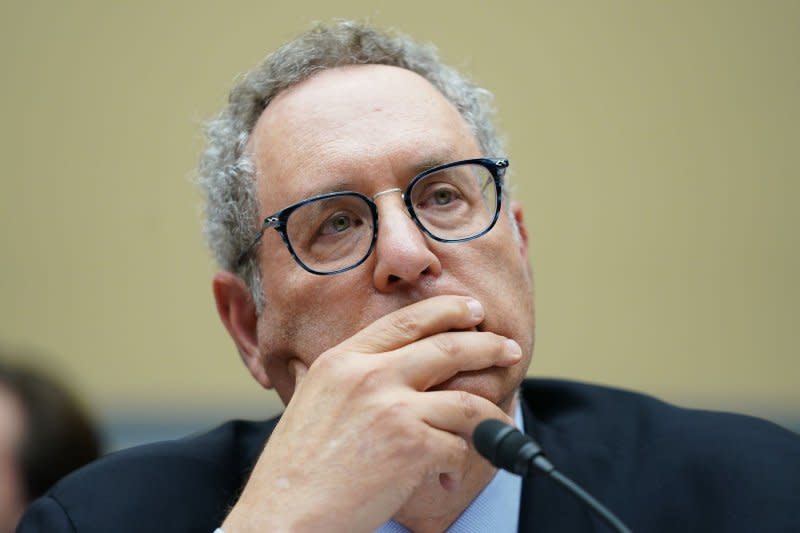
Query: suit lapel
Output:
[[517, 388, 599, 532]]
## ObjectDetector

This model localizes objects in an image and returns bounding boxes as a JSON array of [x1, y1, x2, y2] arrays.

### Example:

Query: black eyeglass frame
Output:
[[237, 157, 509, 276]]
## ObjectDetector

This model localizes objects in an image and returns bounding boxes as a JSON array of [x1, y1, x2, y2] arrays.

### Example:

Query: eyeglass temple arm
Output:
[[235, 216, 280, 268]]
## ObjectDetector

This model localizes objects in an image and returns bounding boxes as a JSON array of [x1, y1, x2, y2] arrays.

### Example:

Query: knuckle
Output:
[[435, 437, 468, 475], [378, 405, 423, 451], [457, 390, 478, 419], [484, 331, 504, 347], [312, 350, 339, 374], [352, 363, 387, 393], [395, 436, 424, 461], [432, 333, 457, 357], [380, 400, 409, 419], [454, 436, 469, 457], [314, 350, 383, 388], [391, 310, 420, 338], [355, 368, 379, 392], [485, 332, 511, 357], [412, 430, 429, 454], [495, 334, 512, 355]]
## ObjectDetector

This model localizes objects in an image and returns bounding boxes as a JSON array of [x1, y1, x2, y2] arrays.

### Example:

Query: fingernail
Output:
[[466, 299, 483, 320], [505, 339, 522, 358]]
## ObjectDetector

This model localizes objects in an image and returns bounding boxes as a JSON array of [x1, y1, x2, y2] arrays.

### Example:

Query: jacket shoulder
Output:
[[520, 377, 800, 456], [519, 378, 800, 531], [18, 417, 278, 533]]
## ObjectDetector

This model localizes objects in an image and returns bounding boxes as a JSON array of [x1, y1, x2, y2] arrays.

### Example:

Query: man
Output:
[[18, 21, 800, 533]]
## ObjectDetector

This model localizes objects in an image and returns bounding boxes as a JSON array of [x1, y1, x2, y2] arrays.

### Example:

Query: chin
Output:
[[428, 367, 517, 414]]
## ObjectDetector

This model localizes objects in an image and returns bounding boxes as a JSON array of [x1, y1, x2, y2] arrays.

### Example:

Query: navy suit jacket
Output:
[[18, 379, 800, 532]]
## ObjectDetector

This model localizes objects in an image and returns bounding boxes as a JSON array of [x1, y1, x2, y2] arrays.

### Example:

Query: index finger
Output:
[[338, 295, 484, 354]]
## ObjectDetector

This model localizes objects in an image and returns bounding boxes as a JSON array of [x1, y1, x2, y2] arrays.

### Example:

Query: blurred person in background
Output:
[[0, 357, 101, 533]]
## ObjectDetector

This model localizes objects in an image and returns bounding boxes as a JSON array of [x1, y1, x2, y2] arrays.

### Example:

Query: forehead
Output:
[[248, 64, 482, 210]]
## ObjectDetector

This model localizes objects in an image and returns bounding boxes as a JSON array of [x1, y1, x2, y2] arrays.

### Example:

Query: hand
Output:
[[222, 295, 521, 533]]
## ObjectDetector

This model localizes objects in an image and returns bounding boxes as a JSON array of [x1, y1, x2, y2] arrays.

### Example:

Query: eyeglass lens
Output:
[[284, 162, 497, 273], [409, 162, 497, 240]]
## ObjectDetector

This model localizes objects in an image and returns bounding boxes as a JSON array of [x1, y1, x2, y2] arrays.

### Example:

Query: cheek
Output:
[[258, 273, 376, 399], [266, 278, 364, 350], [469, 222, 535, 340], [468, 221, 530, 291]]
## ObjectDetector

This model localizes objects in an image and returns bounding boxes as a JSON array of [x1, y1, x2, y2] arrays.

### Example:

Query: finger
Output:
[[417, 390, 515, 441], [389, 331, 521, 390], [418, 425, 471, 485], [340, 295, 484, 354], [288, 358, 308, 387]]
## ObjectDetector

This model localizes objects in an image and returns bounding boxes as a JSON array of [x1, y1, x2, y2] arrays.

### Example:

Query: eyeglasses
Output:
[[237, 158, 509, 275]]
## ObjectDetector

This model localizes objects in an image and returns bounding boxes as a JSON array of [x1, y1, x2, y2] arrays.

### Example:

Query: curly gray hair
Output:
[[198, 20, 507, 312]]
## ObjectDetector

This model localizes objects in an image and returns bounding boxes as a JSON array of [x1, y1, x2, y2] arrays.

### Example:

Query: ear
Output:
[[509, 200, 533, 277], [212, 271, 273, 389]]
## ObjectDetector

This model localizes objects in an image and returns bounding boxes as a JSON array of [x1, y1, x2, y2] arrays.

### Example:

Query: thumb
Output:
[[287, 358, 309, 387]]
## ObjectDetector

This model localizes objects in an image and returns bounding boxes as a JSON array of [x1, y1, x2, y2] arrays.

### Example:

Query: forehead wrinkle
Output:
[[250, 64, 482, 214], [272, 145, 466, 206], [258, 66, 468, 154]]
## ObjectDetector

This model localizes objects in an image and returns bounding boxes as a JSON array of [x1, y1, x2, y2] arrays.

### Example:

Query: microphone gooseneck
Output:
[[473, 419, 633, 533]]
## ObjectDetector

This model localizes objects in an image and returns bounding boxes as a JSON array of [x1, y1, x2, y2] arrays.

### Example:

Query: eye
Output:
[[321, 213, 354, 235], [433, 188, 454, 205], [416, 182, 463, 210]]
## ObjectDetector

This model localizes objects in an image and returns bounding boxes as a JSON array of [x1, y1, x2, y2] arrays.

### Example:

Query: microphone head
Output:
[[473, 419, 540, 476], [473, 419, 514, 466]]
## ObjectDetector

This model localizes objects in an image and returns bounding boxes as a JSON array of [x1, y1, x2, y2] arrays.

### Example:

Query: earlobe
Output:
[[212, 272, 273, 389]]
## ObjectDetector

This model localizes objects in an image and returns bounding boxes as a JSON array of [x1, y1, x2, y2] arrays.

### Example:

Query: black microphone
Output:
[[473, 419, 633, 533], [473, 418, 555, 477]]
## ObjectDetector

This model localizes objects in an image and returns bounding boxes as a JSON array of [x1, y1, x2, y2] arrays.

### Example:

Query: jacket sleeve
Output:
[[16, 496, 76, 533]]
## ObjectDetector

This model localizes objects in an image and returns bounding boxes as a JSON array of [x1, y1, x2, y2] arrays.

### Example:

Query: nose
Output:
[[371, 193, 442, 292]]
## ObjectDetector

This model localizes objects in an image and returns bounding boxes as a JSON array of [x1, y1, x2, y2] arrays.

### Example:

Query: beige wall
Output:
[[1, 1, 797, 423]]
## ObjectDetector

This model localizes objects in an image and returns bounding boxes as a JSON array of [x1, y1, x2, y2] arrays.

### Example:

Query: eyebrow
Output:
[[409, 155, 454, 176], [293, 152, 460, 200]]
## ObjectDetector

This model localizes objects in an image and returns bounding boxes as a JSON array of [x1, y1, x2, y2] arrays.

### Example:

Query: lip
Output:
[[431, 323, 503, 392], [430, 368, 485, 387], [427, 366, 506, 406], [450, 323, 483, 333]]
